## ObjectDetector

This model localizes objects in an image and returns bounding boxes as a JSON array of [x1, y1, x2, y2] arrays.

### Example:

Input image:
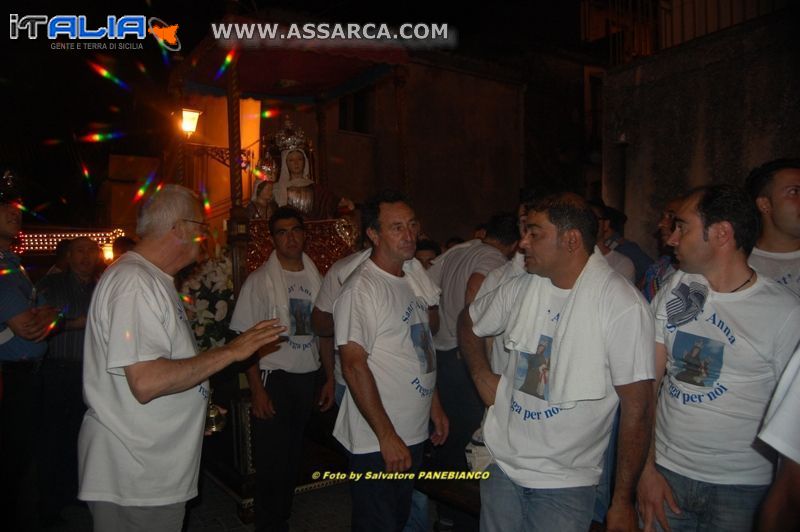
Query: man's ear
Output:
[[755, 196, 771, 216], [709, 221, 735, 248], [562, 228, 580, 253], [366, 227, 379, 248]]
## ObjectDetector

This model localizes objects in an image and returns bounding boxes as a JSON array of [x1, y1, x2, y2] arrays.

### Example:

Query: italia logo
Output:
[[9, 14, 181, 51]]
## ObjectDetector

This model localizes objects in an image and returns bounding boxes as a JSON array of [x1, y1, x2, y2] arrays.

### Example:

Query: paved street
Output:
[[51, 473, 353, 532]]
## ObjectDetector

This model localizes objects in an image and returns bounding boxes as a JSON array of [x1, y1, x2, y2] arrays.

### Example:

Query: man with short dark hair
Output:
[[37, 236, 100, 524], [459, 192, 655, 531], [334, 190, 448, 531], [637, 184, 800, 532], [639, 197, 682, 302], [230, 206, 329, 532], [78, 185, 283, 532], [590, 202, 636, 283], [414, 239, 441, 270], [604, 206, 654, 283], [427, 212, 518, 479], [745, 158, 800, 297]]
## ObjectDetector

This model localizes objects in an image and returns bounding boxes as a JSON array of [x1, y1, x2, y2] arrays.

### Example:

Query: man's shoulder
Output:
[[469, 242, 507, 266], [97, 254, 163, 294], [750, 276, 800, 310], [608, 249, 635, 269], [601, 264, 642, 295], [340, 261, 380, 291], [250, 260, 272, 277], [105, 253, 147, 276], [491, 271, 536, 304], [658, 271, 799, 321], [596, 271, 650, 324], [326, 256, 350, 278], [480, 259, 522, 296], [472, 241, 505, 257], [340, 261, 410, 301], [750, 246, 800, 263], [656, 269, 697, 293], [434, 240, 476, 267], [241, 261, 273, 287]]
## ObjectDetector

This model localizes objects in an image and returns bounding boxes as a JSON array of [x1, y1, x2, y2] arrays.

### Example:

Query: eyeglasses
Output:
[[181, 219, 210, 234]]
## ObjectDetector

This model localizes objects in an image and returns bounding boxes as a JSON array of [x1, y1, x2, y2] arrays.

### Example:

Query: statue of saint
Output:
[[246, 178, 278, 221], [271, 117, 353, 220]]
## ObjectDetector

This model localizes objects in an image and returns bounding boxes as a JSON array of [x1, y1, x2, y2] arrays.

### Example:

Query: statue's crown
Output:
[[274, 116, 308, 152]]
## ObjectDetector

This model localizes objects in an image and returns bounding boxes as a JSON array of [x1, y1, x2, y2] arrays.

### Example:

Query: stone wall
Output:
[[324, 60, 525, 243], [602, 11, 799, 257]]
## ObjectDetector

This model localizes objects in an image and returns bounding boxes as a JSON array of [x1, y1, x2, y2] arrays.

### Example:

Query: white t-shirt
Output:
[[78, 252, 207, 506], [314, 252, 362, 385], [333, 259, 436, 454], [759, 348, 800, 463], [428, 242, 508, 351], [474, 252, 526, 373], [470, 272, 654, 488], [604, 249, 636, 283], [653, 271, 800, 485], [749, 246, 800, 297], [230, 266, 319, 374]]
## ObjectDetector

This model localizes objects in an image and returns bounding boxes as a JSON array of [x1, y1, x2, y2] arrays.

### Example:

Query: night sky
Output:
[[1, 0, 585, 227]]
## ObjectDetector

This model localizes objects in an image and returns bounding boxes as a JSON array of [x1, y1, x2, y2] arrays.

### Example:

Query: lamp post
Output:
[[177, 108, 202, 185], [181, 108, 202, 137], [179, 99, 249, 295]]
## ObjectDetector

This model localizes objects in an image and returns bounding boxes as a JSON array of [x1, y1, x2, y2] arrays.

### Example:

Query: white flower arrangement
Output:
[[180, 250, 235, 350]]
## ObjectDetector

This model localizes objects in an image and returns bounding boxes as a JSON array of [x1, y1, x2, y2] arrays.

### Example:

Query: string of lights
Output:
[[16, 228, 126, 254]]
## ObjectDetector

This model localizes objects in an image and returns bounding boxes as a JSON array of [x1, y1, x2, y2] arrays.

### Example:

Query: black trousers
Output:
[[429, 347, 484, 472], [251, 370, 316, 532], [37, 360, 85, 518], [0, 361, 42, 531]]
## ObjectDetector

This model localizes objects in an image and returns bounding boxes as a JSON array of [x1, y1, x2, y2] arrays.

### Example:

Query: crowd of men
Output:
[[0, 158, 798, 532]]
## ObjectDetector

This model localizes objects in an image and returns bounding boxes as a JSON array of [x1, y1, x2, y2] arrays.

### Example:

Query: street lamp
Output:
[[181, 108, 202, 137]]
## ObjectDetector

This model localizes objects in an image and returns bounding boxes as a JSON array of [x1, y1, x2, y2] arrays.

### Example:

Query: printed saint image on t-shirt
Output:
[[410, 322, 435, 374], [515, 335, 552, 400], [671, 331, 724, 387], [289, 298, 312, 336]]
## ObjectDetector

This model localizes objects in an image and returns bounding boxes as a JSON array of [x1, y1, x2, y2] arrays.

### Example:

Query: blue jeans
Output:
[[653, 465, 769, 532], [349, 442, 425, 532], [402, 490, 430, 532], [480, 463, 595, 532]]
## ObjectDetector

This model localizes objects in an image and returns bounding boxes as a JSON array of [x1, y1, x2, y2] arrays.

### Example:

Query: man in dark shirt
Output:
[[36, 236, 100, 524]]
